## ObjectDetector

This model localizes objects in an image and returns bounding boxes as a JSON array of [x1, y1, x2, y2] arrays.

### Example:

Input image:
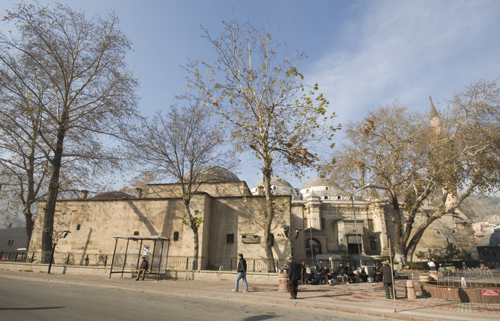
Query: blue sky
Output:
[[2, 0, 500, 190]]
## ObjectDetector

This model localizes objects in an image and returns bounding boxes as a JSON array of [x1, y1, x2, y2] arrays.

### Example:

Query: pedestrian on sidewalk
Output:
[[136, 257, 148, 281], [427, 259, 436, 270], [381, 261, 395, 299], [300, 260, 309, 285], [233, 254, 248, 292], [287, 256, 301, 299]]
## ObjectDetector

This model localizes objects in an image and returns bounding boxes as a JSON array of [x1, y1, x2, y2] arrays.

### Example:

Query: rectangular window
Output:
[[226, 233, 234, 244], [8, 240, 14, 245]]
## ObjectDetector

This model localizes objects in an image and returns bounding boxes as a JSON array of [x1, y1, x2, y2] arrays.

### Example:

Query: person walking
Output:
[[136, 257, 148, 281], [233, 254, 249, 292], [287, 256, 301, 299], [381, 261, 395, 299], [300, 260, 309, 285]]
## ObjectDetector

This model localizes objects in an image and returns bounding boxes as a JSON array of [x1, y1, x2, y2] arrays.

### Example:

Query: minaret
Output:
[[429, 96, 459, 211], [430, 96, 442, 135]]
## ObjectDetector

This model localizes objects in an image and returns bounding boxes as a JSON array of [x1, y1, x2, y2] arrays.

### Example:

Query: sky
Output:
[[1, 0, 499, 191]]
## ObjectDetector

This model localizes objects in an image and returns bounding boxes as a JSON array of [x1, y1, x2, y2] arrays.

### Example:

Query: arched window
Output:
[[305, 238, 322, 257], [337, 195, 342, 200], [324, 195, 329, 200], [173, 231, 179, 241], [273, 186, 276, 190], [349, 195, 354, 200]]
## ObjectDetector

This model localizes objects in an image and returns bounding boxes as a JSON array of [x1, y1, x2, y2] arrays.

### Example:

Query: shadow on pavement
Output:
[[0, 306, 65, 311], [242, 315, 278, 321]]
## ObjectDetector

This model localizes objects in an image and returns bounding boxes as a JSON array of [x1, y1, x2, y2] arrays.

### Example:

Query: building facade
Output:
[[28, 168, 478, 270]]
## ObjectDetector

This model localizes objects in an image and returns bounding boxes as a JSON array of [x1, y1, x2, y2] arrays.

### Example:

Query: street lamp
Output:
[[349, 184, 374, 269], [44, 229, 71, 274]]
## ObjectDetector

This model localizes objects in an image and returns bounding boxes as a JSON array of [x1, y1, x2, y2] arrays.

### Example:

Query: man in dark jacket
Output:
[[380, 261, 395, 299], [372, 264, 382, 282], [287, 256, 301, 299], [136, 257, 148, 281], [233, 254, 248, 292], [336, 263, 348, 283], [320, 265, 332, 284]]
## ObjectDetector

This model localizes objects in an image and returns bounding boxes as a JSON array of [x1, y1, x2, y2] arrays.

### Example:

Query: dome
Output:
[[181, 166, 240, 183], [252, 177, 293, 189], [300, 177, 343, 193], [251, 177, 296, 196], [91, 191, 133, 200], [477, 229, 500, 247]]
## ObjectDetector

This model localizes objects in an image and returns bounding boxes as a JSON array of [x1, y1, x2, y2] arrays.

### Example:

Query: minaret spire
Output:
[[430, 95, 439, 119], [430, 95, 442, 134]]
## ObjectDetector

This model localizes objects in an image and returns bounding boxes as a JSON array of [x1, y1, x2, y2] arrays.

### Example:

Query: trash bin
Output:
[[279, 273, 289, 293]]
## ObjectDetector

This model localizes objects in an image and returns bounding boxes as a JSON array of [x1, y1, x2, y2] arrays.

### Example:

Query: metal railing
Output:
[[17, 252, 291, 273], [0, 251, 27, 262]]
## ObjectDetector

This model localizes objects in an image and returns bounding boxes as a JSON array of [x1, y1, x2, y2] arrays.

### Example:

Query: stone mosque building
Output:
[[28, 102, 478, 270], [28, 169, 478, 271]]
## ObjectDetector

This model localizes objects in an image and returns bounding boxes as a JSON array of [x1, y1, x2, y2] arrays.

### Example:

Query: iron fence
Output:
[[0, 251, 27, 262], [17, 252, 292, 273]]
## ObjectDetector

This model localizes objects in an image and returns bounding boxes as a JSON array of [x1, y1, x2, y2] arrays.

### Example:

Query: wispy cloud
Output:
[[308, 0, 500, 128]]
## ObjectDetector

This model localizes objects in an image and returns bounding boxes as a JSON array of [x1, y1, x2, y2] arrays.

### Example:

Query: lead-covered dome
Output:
[[477, 229, 500, 247], [300, 177, 346, 200], [181, 166, 240, 183], [91, 191, 133, 200], [251, 177, 296, 196]]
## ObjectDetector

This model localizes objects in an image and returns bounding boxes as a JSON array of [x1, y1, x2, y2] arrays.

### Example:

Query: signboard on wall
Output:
[[241, 235, 259, 244], [482, 289, 499, 296]]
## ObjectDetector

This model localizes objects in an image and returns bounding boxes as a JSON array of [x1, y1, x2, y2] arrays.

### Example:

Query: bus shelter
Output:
[[109, 235, 170, 281]]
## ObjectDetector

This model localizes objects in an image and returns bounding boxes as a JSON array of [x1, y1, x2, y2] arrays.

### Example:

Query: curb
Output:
[[0, 273, 498, 321]]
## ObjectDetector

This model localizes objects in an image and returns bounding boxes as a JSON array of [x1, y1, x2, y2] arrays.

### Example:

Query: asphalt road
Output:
[[0, 277, 384, 321]]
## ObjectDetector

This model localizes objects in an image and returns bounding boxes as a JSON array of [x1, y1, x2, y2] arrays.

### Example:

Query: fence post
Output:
[[85, 255, 89, 266], [31, 252, 35, 263], [186, 257, 189, 270], [66, 253, 70, 265], [253, 259, 255, 272], [104, 255, 108, 267]]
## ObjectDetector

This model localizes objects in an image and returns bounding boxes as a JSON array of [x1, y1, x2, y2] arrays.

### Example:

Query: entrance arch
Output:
[[305, 238, 322, 257]]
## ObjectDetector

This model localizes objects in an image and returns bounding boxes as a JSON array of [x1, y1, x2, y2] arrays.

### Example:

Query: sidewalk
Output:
[[1, 269, 499, 321]]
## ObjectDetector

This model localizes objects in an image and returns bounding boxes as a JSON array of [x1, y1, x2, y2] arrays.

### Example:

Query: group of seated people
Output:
[[317, 262, 384, 284]]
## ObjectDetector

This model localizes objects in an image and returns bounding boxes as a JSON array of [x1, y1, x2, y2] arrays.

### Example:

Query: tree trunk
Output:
[[405, 215, 440, 262], [263, 156, 275, 273], [390, 194, 406, 265], [184, 199, 199, 270], [23, 202, 34, 250], [41, 125, 67, 263]]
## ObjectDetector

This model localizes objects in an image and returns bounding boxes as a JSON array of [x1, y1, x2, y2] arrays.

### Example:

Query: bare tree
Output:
[[125, 103, 233, 269], [0, 3, 138, 261], [330, 79, 500, 263], [183, 18, 339, 272]]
